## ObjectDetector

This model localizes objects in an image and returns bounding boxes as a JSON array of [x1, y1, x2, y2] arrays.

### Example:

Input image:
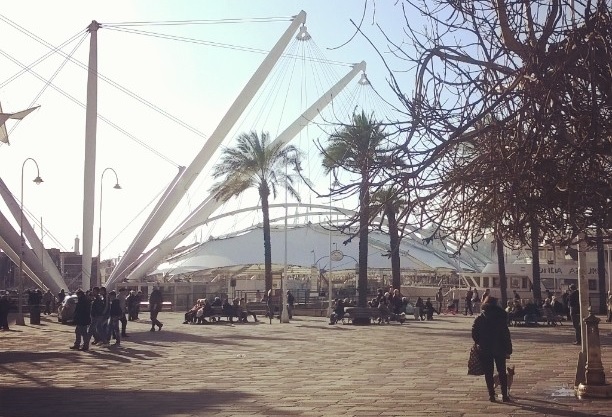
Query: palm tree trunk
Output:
[[530, 219, 542, 303], [386, 204, 401, 291], [357, 175, 370, 310], [496, 237, 508, 308], [260, 186, 273, 294], [596, 226, 606, 314]]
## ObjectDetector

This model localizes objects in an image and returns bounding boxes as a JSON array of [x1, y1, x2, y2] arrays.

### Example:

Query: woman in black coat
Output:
[[71, 290, 92, 351], [472, 296, 513, 402]]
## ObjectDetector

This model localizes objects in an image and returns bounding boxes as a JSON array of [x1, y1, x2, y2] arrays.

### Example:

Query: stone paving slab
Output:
[[1, 312, 611, 416]]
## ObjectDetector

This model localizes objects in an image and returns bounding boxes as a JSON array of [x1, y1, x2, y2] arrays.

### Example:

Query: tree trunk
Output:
[[386, 203, 401, 291], [357, 173, 370, 310], [596, 227, 606, 314], [496, 237, 508, 308], [260, 185, 273, 294], [530, 220, 542, 303]]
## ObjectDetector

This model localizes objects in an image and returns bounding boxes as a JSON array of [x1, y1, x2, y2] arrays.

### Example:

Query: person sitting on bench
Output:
[[523, 299, 539, 325], [183, 301, 202, 324], [507, 300, 523, 325], [238, 297, 258, 322], [424, 297, 439, 320], [222, 299, 236, 322], [196, 299, 213, 323], [329, 298, 346, 325]]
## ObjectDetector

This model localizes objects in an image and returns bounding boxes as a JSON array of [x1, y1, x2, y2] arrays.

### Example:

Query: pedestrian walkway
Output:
[[1, 312, 611, 416]]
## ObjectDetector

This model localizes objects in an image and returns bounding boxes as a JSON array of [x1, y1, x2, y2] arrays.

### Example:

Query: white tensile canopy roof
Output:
[[151, 223, 466, 278]]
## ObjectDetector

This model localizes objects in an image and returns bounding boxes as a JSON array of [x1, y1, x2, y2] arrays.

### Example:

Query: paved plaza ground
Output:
[[1, 310, 611, 417]]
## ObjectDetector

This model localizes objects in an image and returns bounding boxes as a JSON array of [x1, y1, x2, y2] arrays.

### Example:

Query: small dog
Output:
[[493, 366, 515, 391]]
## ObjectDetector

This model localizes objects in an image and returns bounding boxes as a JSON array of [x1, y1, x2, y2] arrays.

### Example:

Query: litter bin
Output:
[[29, 304, 41, 324]]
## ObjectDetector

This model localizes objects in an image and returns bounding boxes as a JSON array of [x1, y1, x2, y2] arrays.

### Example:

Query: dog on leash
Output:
[[493, 366, 515, 391]]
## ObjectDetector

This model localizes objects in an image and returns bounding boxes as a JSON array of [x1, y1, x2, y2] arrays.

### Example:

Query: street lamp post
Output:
[[97, 167, 121, 288], [16, 158, 43, 326]]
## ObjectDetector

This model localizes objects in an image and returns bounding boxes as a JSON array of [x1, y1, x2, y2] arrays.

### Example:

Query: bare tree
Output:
[[360, 0, 612, 301]]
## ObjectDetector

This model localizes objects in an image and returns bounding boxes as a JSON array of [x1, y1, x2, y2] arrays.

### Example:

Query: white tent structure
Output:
[[150, 222, 487, 280]]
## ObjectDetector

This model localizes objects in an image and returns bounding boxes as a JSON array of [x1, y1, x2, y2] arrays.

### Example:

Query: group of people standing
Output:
[[70, 285, 164, 351], [71, 286, 131, 351], [435, 286, 487, 315]]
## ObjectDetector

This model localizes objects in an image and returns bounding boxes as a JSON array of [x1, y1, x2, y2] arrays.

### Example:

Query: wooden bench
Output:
[[203, 306, 232, 323], [511, 312, 564, 327], [139, 301, 173, 312], [333, 307, 406, 325], [203, 305, 266, 323], [245, 302, 274, 324]]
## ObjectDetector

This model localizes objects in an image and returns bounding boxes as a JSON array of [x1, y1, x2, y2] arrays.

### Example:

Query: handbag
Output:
[[467, 344, 484, 375]]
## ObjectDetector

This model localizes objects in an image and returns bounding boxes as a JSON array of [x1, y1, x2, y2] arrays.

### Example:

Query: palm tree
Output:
[[321, 111, 387, 311], [371, 187, 406, 291], [210, 131, 302, 294]]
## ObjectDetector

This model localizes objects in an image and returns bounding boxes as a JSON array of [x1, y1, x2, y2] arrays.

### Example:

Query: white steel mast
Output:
[[107, 11, 308, 286], [0, 178, 64, 292], [81, 20, 100, 290], [117, 61, 366, 283]]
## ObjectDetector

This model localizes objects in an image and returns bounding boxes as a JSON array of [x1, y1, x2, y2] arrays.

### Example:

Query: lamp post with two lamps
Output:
[[97, 167, 121, 288], [16, 157, 44, 326]]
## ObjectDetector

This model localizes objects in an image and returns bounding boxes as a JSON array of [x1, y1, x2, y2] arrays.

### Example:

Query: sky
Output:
[[0, 1, 416, 265]]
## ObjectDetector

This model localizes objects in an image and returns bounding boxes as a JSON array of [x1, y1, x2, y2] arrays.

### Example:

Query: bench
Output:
[[203, 305, 266, 324], [139, 301, 173, 312], [245, 302, 275, 324], [511, 312, 564, 327], [332, 307, 406, 325], [205, 306, 231, 323]]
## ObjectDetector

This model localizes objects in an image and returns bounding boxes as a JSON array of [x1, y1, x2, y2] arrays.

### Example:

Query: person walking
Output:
[[88, 287, 105, 346], [126, 290, 137, 321], [0, 294, 10, 331], [286, 290, 295, 319], [568, 284, 581, 345], [265, 289, 274, 324], [70, 289, 92, 351], [149, 286, 163, 331], [481, 288, 491, 304], [107, 291, 123, 346], [435, 287, 444, 314], [42, 289, 53, 315], [471, 296, 512, 402], [606, 291, 612, 323], [57, 289, 66, 307], [472, 288, 480, 313], [464, 287, 474, 315], [117, 288, 129, 337]]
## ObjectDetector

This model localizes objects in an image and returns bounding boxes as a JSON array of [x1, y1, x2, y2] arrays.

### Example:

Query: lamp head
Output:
[[113, 183, 122, 190], [33, 176, 43, 185]]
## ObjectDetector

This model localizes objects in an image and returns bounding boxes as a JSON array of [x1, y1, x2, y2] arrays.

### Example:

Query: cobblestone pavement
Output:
[[1, 311, 611, 417]]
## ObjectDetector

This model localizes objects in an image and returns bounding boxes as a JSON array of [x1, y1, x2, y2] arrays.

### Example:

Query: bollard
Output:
[[576, 309, 612, 398]]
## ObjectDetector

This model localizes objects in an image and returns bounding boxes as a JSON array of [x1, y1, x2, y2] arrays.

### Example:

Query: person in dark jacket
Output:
[[87, 287, 105, 345], [568, 284, 581, 345], [107, 291, 123, 346], [70, 289, 92, 351], [0, 294, 10, 331], [329, 298, 345, 325], [149, 286, 163, 331], [472, 296, 513, 402], [522, 300, 540, 324]]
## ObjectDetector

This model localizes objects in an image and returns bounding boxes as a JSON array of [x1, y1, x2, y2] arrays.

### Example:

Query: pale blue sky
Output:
[[0, 1, 416, 260]]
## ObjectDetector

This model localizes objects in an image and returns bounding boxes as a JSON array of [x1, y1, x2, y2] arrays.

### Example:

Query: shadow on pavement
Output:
[[0, 350, 84, 366], [510, 396, 603, 417], [0, 387, 296, 417], [0, 346, 164, 367]]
